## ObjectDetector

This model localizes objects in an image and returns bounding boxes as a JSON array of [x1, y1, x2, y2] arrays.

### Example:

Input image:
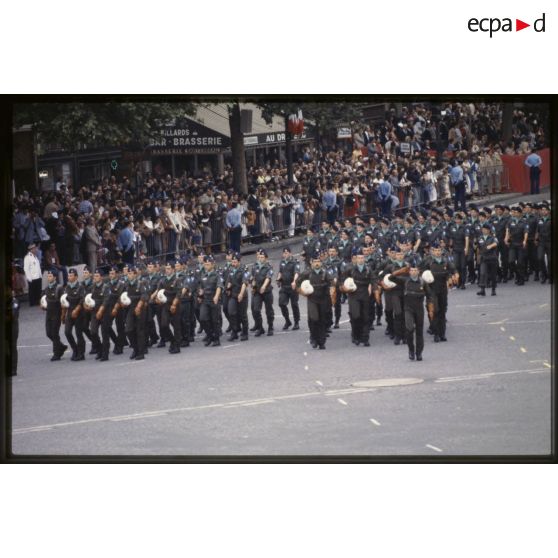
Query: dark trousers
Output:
[[46, 311, 65, 356], [278, 288, 300, 324], [326, 207, 338, 225], [28, 278, 42, 306], [508, 245, 526, 282], [161, 303, 181, 349], [251, 291, 274, 330], [89, 312, 102, 352], [180, 299, 195, 342], [479, 259, 498, 290], [348, 292, 370, 343], [452, 250, 466, 287], [12, 314, 19, 375], [115, 307, 127, 348], [125, 304, 147, 357], [228, 296, 249, 335], [64, 308, 85, 356], [453, 181, 466, 212], [200, 301, 221, 341], [530, 167, 541, 195], [101, 308, 115, 358], [405, 301, 425, 356], [147, 303, 160, 344], [497, 242, 509, 279], [431, 290, 448, 338], [222, 293, 231, 329], [391, 291, 405, 340], [307, 298, 329, 346], [526, 240, 538, 275], [466, 249, 477, 282], [82, 309, 93, 343], [537, 242, 551, 280], [228, 227, 241, 253]]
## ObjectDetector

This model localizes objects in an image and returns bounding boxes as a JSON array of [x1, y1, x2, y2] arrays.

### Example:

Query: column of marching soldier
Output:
[[39, 200, 551, 363]]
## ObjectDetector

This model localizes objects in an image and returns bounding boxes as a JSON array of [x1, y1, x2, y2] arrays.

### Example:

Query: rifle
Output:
[[427, 301, 435, 321]]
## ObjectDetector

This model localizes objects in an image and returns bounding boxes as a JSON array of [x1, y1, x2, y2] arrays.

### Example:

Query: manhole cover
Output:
[[352, 378, 424, 388]]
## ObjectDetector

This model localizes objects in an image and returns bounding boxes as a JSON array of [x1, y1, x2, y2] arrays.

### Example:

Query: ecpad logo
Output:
[[468, 13, 546, 37]]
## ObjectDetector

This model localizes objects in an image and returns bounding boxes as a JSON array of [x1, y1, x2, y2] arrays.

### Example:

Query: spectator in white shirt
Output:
[[23, 243, 43, 306]]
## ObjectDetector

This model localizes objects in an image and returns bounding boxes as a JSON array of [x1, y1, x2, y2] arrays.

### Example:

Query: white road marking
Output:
[[221, 344, 240, 349], [500, 327, 506, 332], [449, 319, 550, 327], [539, 303, 549, 308], [529, 360, 548, 363], [543, 362, 552, 368], [17, 344, 51, 349], [339, 319, 350, 324], [13, 386, 378, 435], [520, 347, 527, 353], [509, 336, 516, 341], [315, 380, 323, 386], [435, 368, 546, 383], [238, 400, 274, 407], [426, 444, 443, 453], [529, 369, 551, 374], [488, 318, 510, 325], [456, 303, 499, 308], [369, 419, 381, 426], [337, 398, 348, 406]]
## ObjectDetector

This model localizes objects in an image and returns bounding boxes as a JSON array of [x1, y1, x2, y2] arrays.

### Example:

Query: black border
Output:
[[1, 94, 556, 464]]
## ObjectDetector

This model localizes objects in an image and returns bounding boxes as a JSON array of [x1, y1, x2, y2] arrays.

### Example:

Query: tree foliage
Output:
[[13, 102, 196, 152]]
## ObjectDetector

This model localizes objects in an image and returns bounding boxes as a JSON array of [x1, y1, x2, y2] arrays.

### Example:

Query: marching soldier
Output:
[[366, 244, 384, 328], [226, 252, 250, 341], [296, 252, 336, 350], [341, 249, 374, 347], [277, 246, 301, 330], [41, 269, 68, 361], [179, 264, 197, 347], [523, 203, 539, 281], [466, 205, 482, 284], [124, 266, 149, 360], [505, 206, 529, 286], [447, 212, 469, 289], [145, 261, 162, 347], [97, 266, 123, 362], [80, 266, 95, 352], [336, 228, 354, 262], [87, 270, 105, 358], [421, 243, 457, 343], [325, 246, 343, 329], [384, 258, 433, 361], [61, 267, 86, 361], [198, 255, 223, 347], [158, 262, 182, 354], [250, 249, 275, 337], [491, 204, 510, 282], [476, 223, 499, 296], [220, 250, 234, 333], [535, 203, 552, 284], [302, 226, 320, 269], [378, 247, 409, 345]]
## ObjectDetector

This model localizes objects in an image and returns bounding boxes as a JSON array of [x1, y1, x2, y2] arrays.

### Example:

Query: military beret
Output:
[[46, 268, 57, 275], [525, 202, 534, 208], [180, 255, 190, 265], [231, 252, 241, 261], [137, 264, 147, 272], [127, 265, 137, 272], [109, 265, 119, 272], [282, 246, 292, 253], [430, 241, 440, 249], [478, 211, 486, 218], [481, 222, 492, 230], [503, 205, 510, 211], [494, 204, 503, 210], [311, 251, 321, 260], [445, 208, 454, 217], [380, 218, 390, 225], [226, 248, 235, 255], [409, 210, 417, 219], [518, 202, 526, 208], [392, 246, 402, 253], [483, 207, 493, 214], [356, 222, 365, 228], [257, 248, 268, 257], [511, 205, 521, 212], [331, 225, 339, 232], [351, 247, 359, 256], [82, 265, 91, 272], [203, 255, 215, 263], [454, 212, 464, 219], [68, 267, 78, 275], [311, 225, 319, 233], [407, 257, 420, 268], [430, 214, 440, 221], [469, 204, 478, 211]]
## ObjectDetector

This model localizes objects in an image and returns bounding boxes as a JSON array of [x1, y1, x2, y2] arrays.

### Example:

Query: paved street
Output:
[[11, 228, 552, 457]]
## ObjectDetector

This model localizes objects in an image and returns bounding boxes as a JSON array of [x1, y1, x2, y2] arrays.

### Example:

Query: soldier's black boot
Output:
[[491, 288, 497, 296], [254, 328, 265, 337], [129, 350, 137, 360], [409, 350, 415, 361], [333, 320, 339, 329], [249, 324, 258, 332], [228, 331, 238, 341], [283, 319, 292, 331], [240, 332, 248, 341], [156, 340, 166, 348], [416, 353, 423, 361], [292, 322, 300, 330], [534, 272, 540, 281], [477, 287, 486, 296], [211, 337, 221, 347]]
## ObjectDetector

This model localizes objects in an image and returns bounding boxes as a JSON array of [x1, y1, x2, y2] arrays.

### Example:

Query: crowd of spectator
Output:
[[12, 102, 548, 288]]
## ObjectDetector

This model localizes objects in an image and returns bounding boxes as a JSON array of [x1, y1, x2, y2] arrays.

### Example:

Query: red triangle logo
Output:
[[516, 19, 530, 31]]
